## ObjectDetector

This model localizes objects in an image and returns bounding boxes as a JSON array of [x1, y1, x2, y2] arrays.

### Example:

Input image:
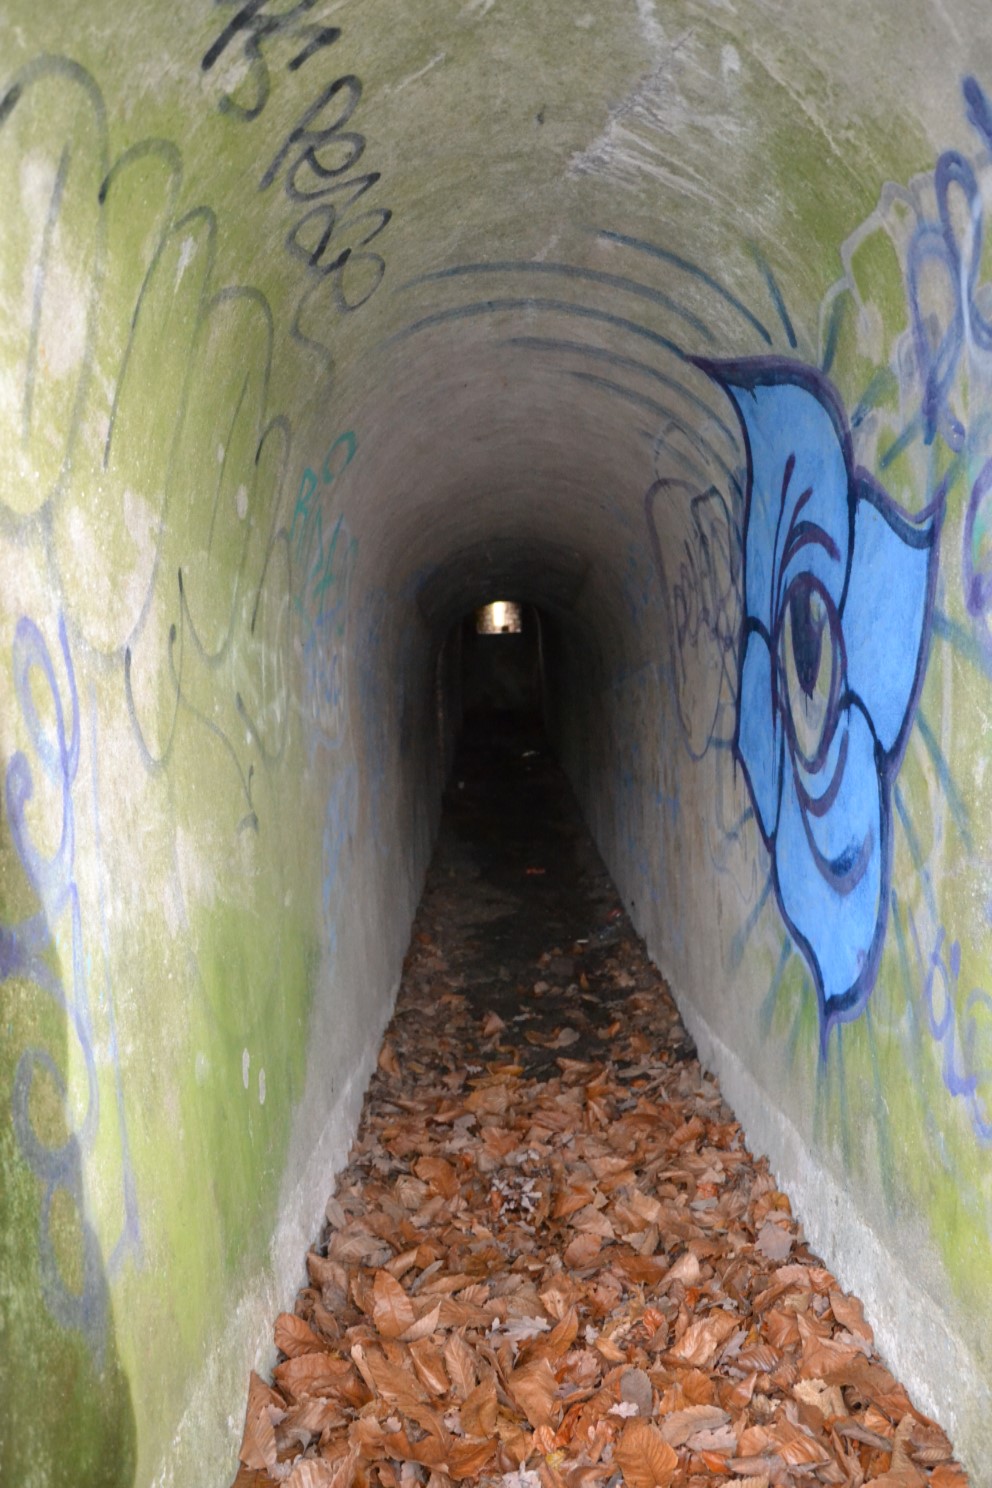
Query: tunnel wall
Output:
[[546, 80, 992, 1462], [0, 12, 444, 1486], [3, 3, 992, 1485]]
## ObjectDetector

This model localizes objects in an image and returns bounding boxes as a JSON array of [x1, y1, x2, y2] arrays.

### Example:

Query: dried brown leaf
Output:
[[563, 1231, 601, 1267], [448, 1435, 499, 1479], [284, 1458, 352, 1488], [371, 1268, 417, 1339], [465, 1083, 510, 1115], [929, 1467, 971, 1488], [507, 1357, 559, 1429], [409, 1337, 451, 1395], [461, 1376, 499, 1436], [829, 1288, 873, 1341], [660, 1405, 730, 1447], [729, 1457, 780, 1478], [792, 1377, 845, 1422], [669, 1309, 737, 1367], [274, 1353, 356, 1404], [274, 1312, 330, 1359], [907, 1418, 955, 1464], [689, 1423, 738, 1453], [237, 1371, 283, 1470], [613, 1419, 679, 1488], [305, 1251, 347, 1293], [613, 1251, 668, 1285], [661, 1251, 701, 1290], [755, 1221, 793, 1263], [414, 1155, 460, 1198], [277, 1396, 344, 1446], [629, 1190, 664, 1226], [328, 1227, 390, 1264], [349, 1342, 427, 1412], [443, 1332, 478, 1399], [864, 1417, 928, 1487], [400, 1298, 443, 1342], [378, 1040, 401, 1076]]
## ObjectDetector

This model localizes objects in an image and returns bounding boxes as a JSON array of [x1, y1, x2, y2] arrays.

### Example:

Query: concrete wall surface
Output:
[[2, 2, 992, 1483]]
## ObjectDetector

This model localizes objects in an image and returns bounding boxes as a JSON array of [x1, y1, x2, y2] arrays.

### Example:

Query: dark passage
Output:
[[425, 710, 696, 1074], [230, 713, 968, 1488]]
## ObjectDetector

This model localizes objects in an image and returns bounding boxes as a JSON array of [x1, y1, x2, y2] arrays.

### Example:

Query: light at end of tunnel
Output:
[[477, 601, 522, 635]]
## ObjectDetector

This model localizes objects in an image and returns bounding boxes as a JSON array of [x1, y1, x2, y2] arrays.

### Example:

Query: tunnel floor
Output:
[[231, 717, 967, 1488]]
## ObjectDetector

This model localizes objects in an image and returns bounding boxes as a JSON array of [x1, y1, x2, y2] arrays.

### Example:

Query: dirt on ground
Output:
[[231, 714, 969, 1488]]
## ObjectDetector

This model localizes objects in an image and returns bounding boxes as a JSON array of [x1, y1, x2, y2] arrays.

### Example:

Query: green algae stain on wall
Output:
[[0, 631, 138, 1488], [813, 83, 992, 1288], [0, 5, 380, 1481]]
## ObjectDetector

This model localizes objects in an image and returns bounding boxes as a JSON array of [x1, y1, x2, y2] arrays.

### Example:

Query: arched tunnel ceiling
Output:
[[414, 534, 590, 629], [7, 0, 987, 642], [8, 2, 992, 1484], [277, 0, 992, 674]]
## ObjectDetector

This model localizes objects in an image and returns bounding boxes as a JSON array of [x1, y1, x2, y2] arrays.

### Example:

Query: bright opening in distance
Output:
[[476, 601, 522, 634]]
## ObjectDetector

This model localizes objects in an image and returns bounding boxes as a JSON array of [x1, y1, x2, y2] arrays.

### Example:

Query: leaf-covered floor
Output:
[[231, 716, 969, 1488]]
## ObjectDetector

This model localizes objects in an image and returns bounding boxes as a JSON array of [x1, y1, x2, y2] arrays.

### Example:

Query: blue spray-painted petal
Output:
[[775, 703, 884, 1017], [696, 359, 853, 628], [843, 477, 938, 758], [736, 626, 782, 844]]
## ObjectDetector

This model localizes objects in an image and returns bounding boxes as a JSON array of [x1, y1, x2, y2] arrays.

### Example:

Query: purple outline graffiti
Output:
[[907, 76, 992, 452], [695, 357, 942, 1048], [2, 615, 139, 1358], [907, 908, 992, 1143], [904, 75, 992, 670]]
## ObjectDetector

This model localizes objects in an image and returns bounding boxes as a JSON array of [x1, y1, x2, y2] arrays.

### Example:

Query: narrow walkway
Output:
[[232, 717, 967, 1488]]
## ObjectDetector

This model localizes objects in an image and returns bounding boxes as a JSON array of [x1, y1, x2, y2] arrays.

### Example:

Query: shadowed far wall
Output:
[[2, 1, 992, 1483]]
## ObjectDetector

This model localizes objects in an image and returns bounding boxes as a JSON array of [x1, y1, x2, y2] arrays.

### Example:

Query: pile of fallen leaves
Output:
[[232, 921, 969, 1488]]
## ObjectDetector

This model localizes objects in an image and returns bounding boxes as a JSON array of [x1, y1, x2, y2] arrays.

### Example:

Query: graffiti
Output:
[[264, 74, 392, 314], [814, 74, 992, 687], [0, 35, 361, 1375], [321, 764, 358, 965], [291, 430, 357, 615], [202, 0, 393, 339], [0, 57, 276, 829], [291, 432, 358, 745], [0, 43, 367, 824], [201, 0, 342, 120], [2, 616, 137, 1357], [905, 76, 992, 451], [696, 356, 941, 1046], [962, 458, 992, 664], [645, 478, 741, 759], [897, 74, 992, 670], [906, 905, 992, 1144]]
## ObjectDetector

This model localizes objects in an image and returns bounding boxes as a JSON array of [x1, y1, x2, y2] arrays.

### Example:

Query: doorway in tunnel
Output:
[[460, 600, 544, 721]]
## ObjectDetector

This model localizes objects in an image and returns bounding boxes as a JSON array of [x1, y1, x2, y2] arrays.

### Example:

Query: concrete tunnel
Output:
[[3, 1, 992, 1482]]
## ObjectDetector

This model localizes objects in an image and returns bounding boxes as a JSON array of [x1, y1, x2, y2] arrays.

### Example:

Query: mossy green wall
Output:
[[0, 9, 432, 1484], [3, 2, 992, 1484]]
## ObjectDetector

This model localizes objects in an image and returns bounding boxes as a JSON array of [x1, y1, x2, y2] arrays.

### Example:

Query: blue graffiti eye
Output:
[[778, 575, 840, 769]]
